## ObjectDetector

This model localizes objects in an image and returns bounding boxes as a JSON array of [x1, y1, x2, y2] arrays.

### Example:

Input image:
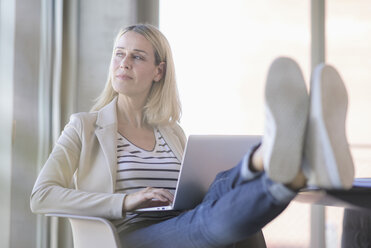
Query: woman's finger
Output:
[[146, 188, 174, 203], [123, 188, 174, 211]]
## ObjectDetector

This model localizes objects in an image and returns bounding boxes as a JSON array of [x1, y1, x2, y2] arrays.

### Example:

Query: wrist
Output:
[[122, 194, 128, 216]]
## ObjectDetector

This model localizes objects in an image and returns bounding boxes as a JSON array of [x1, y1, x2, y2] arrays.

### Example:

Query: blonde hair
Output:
[[91, 24, 181, 126]]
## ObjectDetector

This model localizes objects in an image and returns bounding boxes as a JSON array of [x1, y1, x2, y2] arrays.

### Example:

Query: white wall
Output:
[[0, 0, 15, 247], [0, 0, 159, 247], [0, 0, 41, 247]]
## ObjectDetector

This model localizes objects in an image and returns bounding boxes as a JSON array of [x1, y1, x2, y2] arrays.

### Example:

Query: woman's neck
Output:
[[116, 94, 148, 128]]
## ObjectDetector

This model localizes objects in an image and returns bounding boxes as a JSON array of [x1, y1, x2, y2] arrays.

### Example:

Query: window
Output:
[[160, 0, 311, 246]]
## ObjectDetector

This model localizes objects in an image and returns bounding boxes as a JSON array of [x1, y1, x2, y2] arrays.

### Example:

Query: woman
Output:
[[31, 24, 354, 247]]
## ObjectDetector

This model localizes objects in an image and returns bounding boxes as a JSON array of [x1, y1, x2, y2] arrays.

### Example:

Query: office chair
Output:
[[46, 213, 121, 248], [46, 213, 266, 248]]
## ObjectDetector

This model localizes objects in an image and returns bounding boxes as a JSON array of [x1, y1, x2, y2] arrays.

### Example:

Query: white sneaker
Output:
[[303, 64, 355, 189], [263, 57, 309, 184]]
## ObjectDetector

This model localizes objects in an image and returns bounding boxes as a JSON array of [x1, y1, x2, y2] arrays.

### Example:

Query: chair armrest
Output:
[[46, 213, 118, 230], [46, 213, 121, 248]]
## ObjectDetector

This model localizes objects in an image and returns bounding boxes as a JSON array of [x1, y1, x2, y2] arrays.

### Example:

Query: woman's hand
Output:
[[122, 187, 174, 212]]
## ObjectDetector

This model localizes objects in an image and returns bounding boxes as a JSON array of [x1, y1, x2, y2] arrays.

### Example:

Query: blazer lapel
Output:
[[159, 126, 184, 162], [95, 97, 118, 191]]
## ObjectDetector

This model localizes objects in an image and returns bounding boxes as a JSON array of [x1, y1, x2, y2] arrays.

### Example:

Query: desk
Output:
[[294, 178, 371, 212], [294, 178, 371, 247]]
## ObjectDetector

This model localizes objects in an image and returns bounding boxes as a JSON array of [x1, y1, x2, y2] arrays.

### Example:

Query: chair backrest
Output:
[[46, 214, 121, 248]]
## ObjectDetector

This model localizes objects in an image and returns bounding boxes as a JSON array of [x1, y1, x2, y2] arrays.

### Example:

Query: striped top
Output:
[[113, 129, 182, 232]]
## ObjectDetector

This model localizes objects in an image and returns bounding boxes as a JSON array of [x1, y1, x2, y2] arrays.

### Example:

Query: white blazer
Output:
[[30, 97, 187, 219]]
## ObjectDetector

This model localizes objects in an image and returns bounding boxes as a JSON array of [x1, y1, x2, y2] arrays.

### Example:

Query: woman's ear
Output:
[[154, 62, 165, 82]]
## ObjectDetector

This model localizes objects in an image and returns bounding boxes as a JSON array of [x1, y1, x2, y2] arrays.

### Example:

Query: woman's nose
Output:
[[120, 56, 131, 69]]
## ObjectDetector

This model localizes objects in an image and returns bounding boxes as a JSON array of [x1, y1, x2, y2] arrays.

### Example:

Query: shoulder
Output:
[[70, 111, 98, 122], [67, 111, 99, 133]]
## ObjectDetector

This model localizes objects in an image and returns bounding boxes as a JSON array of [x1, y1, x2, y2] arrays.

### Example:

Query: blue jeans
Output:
[[120, 145, 296, 248]]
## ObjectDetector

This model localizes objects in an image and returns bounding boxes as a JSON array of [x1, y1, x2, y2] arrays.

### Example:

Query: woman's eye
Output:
[[115, 52, 124, 57], [133, 55, 143, 60]]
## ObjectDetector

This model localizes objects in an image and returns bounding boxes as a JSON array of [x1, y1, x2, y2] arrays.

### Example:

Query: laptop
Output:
[[135, 134, 261, 212]]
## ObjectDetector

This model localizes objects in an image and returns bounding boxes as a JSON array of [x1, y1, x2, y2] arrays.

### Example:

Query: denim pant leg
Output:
[[120, 151, 296, 248], [201, 143, 295, 209], [201, 143, 262, 204]]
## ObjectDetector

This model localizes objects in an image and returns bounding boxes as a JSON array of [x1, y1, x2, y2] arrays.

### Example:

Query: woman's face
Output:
[[111, 31, 163, 99]]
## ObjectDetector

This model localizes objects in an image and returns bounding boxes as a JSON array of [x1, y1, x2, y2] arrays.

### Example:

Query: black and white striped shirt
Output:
[[114, 129, 182, 232]]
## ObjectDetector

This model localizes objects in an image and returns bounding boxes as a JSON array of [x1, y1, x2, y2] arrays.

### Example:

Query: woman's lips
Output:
[[116, 74, 133, 80]]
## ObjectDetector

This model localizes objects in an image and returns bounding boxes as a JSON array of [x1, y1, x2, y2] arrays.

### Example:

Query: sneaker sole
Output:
[[264, 57, 309, 183], [305, 64, 354, 189]]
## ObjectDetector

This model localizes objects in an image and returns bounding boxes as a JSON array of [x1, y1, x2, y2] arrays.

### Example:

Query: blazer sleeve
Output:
[[30, 114, 125, 219]]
